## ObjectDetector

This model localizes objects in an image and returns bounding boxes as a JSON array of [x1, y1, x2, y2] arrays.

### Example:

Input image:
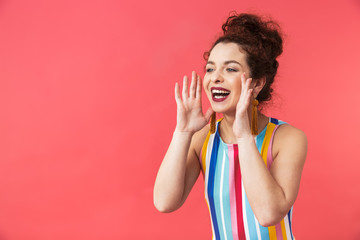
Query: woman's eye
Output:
[[226, 68, 237, 72], [206, 68, 214, 73]]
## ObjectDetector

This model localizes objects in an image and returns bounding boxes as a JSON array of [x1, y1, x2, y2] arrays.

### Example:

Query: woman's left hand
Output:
[[233, 72, 254, 140]]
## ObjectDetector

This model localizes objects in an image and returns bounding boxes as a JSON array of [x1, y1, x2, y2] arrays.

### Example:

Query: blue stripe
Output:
[[207, 130, 221, 239], [271, 117, 288, 125], [288, 208, 294, 240], [214, 142, 225, 240], [270, 117, 278, 124], [278, 121, 287, 125], [255, 124, 267, 155], [258, 223, 270, 240], [244, 193, 258, 239]]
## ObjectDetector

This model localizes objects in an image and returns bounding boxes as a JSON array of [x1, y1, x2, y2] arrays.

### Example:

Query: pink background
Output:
[[1, 0, 360, 239]]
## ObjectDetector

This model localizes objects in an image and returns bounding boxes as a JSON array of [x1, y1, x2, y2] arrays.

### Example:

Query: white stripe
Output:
[[284, 212, 292, 240], [219, 151, 227, 240], [254, 217, 262, 240], [242, 181, 250, 239], [205, 133, 215, 238]]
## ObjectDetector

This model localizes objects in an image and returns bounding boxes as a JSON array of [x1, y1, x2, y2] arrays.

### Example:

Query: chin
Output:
[[210, 104, 235, 115], [207, 94, 237, 115]]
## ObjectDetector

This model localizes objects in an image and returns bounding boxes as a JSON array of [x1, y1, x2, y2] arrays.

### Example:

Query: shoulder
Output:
[[274, 124, 307, 143], [190, 124, 211, 159], [268, 123, 308, 212], [272, 123, 308, 160], [275, 123, 307, 141]]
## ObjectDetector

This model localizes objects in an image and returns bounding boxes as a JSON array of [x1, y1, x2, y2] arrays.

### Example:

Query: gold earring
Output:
[[251, 95, 259, 135], [210, 112, 216, 134]]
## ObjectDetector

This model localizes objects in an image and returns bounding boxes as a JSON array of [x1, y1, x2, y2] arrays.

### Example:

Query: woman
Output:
[[154, 12, 307, 240]]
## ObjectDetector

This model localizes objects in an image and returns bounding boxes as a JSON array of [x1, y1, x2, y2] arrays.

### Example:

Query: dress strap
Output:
[[267, 125, 280, 169], [266, 118, 288, 169]]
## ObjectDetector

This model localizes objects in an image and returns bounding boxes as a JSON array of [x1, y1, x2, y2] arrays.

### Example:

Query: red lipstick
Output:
[[211, 87, 231, 102]]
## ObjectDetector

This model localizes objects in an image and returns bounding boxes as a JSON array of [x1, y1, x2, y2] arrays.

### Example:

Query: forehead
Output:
[[208, 42, 247, 64]]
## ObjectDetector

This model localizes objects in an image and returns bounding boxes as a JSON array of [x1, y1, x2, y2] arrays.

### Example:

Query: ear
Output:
[[252, 77, 266, 97]]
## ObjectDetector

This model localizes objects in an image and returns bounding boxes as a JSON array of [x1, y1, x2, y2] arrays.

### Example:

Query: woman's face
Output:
[[203, 42, 251, 114]]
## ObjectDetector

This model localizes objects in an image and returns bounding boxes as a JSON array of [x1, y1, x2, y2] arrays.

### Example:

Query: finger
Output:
[[244, 89, 253, 107], [246, 78, 252, 89], [189, 71, 196, 98], [196, 74, 202, 99], [240, 76, 247, 102], [241, 74, 252, 99], [204, 107, 214, 122], [182, 75, 189, 100], [241, 72, 246, 94], [175, 82, 181, 104], [244, 78, 252, 96]]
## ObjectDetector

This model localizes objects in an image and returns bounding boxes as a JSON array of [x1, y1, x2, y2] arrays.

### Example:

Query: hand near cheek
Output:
[[174, 71, 214, 133], [233, 73, 254, 139]]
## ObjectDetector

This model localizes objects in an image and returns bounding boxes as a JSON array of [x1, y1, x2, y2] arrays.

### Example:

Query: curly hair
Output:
[[204, 13, 283, 103]]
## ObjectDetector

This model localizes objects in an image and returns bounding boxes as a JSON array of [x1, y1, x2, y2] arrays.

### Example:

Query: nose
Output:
[[210, 70, 224, 83]]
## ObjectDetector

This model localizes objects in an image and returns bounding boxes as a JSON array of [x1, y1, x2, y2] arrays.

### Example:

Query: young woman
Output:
[[154, 13, 307, 240]]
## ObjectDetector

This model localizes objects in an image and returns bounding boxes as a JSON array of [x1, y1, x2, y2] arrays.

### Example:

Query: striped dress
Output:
[[200, 117, 294, 240]]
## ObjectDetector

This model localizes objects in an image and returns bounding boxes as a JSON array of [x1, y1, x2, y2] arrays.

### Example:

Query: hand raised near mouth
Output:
[[174, 71, 214, 134], [233, 72, 253, 139]]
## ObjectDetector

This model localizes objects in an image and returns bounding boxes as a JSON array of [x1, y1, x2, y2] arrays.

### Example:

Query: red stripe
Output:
[[234, 145, 245, 239]]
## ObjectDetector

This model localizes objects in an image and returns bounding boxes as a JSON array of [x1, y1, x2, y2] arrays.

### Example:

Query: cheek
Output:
[[202, 77, 210, 91], [230, 85, 242, 101], [203, 87, 211, 99], [203, 74, 209, 84]]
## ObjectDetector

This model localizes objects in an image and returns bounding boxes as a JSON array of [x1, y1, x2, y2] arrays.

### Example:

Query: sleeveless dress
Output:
[[199, 117, 295, 240]]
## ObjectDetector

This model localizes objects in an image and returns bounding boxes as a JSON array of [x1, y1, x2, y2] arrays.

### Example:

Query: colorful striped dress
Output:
[[200, 117, 294, 240]]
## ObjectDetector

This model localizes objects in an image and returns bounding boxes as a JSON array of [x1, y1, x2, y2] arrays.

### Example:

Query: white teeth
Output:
[[214, 95, 226, 99], [211, 89, 230, 94]]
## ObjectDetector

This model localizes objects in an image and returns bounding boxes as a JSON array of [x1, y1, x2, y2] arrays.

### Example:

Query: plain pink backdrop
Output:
[[1, 0, 360, 239]]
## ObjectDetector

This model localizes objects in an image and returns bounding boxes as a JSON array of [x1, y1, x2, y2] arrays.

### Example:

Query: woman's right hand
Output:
[[174, 71, 214, 134]]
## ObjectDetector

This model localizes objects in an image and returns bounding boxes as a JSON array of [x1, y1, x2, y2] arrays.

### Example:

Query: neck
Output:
[[219, 110, 269, 144]]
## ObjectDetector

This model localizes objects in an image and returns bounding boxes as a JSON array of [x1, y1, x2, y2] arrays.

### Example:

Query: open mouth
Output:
[[211, 87, 230, 102]]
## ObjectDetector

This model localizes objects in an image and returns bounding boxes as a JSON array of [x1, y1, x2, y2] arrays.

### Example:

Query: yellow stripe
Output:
[[263, 123, 277, 240], [201, 118, 222, 173], [202, 119, 219, 239], [201, 132, 211, 174], [280, 219, 287, 240], [260, 122, 276, 167], [268, 225, 277, 240]]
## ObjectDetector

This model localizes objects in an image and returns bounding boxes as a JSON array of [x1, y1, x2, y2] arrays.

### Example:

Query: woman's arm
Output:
[[233, 73, 307, 226], [153, 127, 208, 212], [237, 125, 307, 226], [153, 71, 213, 213]]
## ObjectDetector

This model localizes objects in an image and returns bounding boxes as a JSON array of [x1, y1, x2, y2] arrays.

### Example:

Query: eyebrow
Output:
[[206, 60, 242, 67]]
